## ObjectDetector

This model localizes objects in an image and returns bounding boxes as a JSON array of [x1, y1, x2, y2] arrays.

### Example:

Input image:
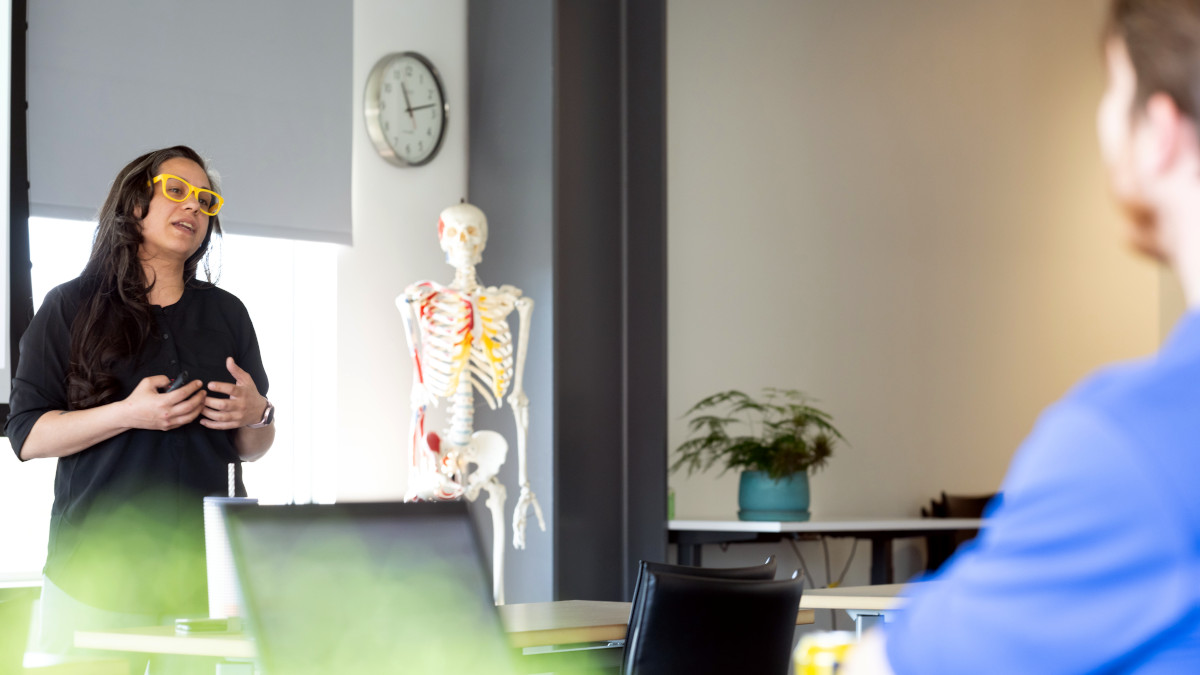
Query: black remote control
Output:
[[163, 370, 189, 393]]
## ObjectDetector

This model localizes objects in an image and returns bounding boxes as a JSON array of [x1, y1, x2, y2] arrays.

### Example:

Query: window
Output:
[[0, 217, 338, 577]]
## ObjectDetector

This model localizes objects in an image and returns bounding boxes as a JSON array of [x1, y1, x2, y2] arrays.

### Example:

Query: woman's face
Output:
[[138, 156, 212, 266]]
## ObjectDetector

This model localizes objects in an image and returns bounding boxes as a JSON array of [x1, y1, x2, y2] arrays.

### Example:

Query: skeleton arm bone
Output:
[[397, 292, 431, 472], [508, 297, 545, 549]]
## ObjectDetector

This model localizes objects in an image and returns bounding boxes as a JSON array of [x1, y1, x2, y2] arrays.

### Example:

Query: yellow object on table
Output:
[[793, 631, 855, 674]]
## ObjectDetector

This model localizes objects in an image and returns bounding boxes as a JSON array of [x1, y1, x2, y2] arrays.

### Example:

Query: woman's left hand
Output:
[[201, 357, 267, 430]]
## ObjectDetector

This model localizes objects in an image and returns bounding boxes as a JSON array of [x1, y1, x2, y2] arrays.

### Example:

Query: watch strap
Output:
[[247, 398, 274, 429]]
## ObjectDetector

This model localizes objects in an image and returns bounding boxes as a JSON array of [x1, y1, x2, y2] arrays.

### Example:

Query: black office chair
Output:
[[629, 555, 777, 604], [922, 491, 996, 572], [621, 569, 804, 675]]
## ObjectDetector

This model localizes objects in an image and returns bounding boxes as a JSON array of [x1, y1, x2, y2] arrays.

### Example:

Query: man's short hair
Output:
[[1105, 0, 1200, 121]]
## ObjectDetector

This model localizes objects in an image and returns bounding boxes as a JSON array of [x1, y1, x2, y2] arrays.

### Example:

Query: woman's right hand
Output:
[[124, 376, 207, 431], [19, 376, 208, 460]]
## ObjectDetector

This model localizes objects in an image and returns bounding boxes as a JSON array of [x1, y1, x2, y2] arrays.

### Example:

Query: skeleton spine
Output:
[[448, 376, 475, 449]]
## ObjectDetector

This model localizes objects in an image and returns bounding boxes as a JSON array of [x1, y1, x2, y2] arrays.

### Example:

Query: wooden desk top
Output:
[[75, 625, 256, 659], [670, 518, 984, 534], [76, 599, 818, 657], [22, 652, 128, 675], [800, 584, 910, 612], [499, 600, 816, 647], [0, 574, 43, 590], [499, 600, 632, 648]]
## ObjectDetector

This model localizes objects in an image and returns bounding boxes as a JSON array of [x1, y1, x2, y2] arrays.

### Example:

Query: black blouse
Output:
[[5, 277, 268, 614]]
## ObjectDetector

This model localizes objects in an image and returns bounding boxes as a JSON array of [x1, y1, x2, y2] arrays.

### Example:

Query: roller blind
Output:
[[27, 1, 352, 244]]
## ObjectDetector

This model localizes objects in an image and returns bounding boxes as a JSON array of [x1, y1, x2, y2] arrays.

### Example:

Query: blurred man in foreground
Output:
[[846, 0, 1200, 672]]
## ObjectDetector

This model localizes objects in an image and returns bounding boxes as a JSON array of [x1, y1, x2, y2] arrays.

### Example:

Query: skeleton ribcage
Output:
[[414, 284, 516, 409]]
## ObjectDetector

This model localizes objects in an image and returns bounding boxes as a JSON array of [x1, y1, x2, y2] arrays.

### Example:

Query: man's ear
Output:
[[1141, 92, 1192, 174]]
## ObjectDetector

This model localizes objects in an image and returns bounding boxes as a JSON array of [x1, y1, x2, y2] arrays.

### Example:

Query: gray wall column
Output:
[[469, 0, 667, 603]]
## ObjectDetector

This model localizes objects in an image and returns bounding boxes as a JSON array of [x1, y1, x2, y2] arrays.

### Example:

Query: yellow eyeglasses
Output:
[[150, 174, 224, 216]]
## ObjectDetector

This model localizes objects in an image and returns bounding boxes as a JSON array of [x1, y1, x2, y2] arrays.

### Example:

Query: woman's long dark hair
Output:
[[67, 145, 222, 410]]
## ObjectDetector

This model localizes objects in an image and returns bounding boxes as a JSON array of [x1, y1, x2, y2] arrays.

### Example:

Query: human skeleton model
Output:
[[396, 202, 545, 605]]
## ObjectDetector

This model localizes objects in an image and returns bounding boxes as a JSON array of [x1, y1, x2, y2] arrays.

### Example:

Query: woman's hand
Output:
[[124, 375, 207, 431], [201, 357, 267, 430]]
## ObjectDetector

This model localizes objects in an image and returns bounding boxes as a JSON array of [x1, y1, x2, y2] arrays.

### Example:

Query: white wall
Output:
[[341, 1, 468, 503], [343, 2, 554, 604], [343, 0, 549, 604], [667, 0, 1161, 596]]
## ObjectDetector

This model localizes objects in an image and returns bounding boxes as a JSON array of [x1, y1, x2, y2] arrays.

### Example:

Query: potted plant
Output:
[[671, 388, 845, 521]]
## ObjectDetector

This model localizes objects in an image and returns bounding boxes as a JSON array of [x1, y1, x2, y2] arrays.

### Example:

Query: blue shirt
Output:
[[886, 311, 1200, 674]]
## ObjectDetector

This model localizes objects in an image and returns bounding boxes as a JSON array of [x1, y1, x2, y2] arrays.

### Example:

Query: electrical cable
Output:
[[790, 536, 845, 631], [785, 536, 815, 590], [820, 537, 839, 631], [834, 539, 860, 587], [821, 537, 833, 588]]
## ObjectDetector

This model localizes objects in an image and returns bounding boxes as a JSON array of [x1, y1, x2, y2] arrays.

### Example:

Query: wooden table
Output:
[[0, 574, 43, 590], [74, 601, 639, 659], [670, 518, 984, 584], [500, 599, 815, 648], [76, 599, 817, 673], [75, 625, 256, 660], [500, 599, 632, 648], [801, 583, 911, 636]]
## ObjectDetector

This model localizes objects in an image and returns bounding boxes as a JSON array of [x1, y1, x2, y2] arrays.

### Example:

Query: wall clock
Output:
[[364, 51, 448, 167]]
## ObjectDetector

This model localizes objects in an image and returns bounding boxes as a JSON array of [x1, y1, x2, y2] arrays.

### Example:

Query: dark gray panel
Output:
[[4, 0, 31, 425], [468, 0, 556, 603], [554, 0, 626, 602], [621, 0, 669, 598], [469, 0, 667, 603]]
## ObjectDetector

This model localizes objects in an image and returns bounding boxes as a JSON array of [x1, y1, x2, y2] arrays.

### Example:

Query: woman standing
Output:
[[6, 145, 274, 672]]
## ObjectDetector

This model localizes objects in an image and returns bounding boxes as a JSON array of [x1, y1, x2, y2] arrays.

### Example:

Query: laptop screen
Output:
[[222, 501, 517, 675]]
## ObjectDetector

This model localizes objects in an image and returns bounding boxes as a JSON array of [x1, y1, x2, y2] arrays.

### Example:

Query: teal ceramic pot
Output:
[[738, 470, 811, 521]]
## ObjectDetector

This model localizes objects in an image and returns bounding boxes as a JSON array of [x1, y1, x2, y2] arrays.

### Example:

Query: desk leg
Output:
[[846, 611, 885, 640], [869, 536, 893, 585], [677, 542, 702, 566]]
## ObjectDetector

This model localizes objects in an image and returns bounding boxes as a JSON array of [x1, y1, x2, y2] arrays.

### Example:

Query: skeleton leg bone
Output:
[[483, 478, 507, 605]]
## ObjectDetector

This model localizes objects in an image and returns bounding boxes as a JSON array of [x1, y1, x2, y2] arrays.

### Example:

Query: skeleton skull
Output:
[[438, 202, 488, 268]]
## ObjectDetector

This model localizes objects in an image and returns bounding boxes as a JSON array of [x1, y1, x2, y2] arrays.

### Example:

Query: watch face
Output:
[[365, 52, 448, 167]]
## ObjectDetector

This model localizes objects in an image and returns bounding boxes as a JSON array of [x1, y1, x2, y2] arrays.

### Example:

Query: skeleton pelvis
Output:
[[463, 430, 509, 499]]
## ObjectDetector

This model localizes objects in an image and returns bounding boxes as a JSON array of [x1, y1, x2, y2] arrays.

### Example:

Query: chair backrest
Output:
[[922, 491, 997, 571], [630, 556, 777, 604], [621, 570, 804, 675], [942, 493, 994, 518]]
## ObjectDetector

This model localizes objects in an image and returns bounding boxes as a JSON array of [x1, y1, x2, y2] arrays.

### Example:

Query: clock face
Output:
[[365, 52, 448, 167]]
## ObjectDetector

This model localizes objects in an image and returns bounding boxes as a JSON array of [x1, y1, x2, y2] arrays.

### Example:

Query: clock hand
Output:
[[408, 103, 439, 112], [399, 82, 417, 129]]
